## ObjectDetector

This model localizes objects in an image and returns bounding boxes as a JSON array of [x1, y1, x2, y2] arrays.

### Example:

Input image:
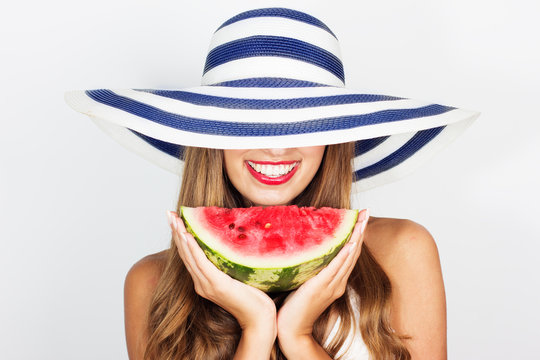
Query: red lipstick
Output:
[[245, 160, 299, 185]]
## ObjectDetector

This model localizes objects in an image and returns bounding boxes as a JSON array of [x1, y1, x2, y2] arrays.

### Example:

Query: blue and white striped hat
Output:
[[65, 7, 479, 192]]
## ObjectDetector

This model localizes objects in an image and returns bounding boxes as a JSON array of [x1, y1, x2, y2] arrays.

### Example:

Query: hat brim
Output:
[[65, 85, 479, 192]]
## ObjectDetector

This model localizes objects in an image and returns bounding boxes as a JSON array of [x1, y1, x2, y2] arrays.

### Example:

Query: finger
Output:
[[169, 212, 209, 290], [329, 210, 369, 286], [329, 241, 360, 288], [184, 229, 229, 282], [348, 208, 369, 243], [174, 212, 188, 233], [168, 212, 191, 268], [173, 213, 229, 285], [173, 215, 213, 284], [168, 213, 208, 294], [351, 208, 370, 261], [310, 240, 355, 285]]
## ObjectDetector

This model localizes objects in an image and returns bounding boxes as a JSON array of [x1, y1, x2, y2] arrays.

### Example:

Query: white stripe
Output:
[[184, 85, 363, 99], [208, 17, 342, 60], [111, 88, 431, 123], [201, 57, 344, 87], [353, 132, 416, 170]]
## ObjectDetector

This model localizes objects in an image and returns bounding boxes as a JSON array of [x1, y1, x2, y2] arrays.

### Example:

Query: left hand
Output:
[[276, 209, 369, 349]]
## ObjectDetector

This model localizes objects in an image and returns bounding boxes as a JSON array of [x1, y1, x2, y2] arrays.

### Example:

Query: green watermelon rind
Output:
[[180, 206, 358, 293]]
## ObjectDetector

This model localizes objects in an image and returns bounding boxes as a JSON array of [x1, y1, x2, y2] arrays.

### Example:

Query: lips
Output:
[[245, 160, 300, 185]]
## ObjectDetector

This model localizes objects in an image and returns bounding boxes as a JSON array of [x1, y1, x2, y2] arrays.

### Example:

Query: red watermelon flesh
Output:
[[201, 206, 343, 257], [181, 205, 358, 292]]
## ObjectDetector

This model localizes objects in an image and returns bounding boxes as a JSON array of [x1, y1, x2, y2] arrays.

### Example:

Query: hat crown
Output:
[[201, 8, 345, 88]]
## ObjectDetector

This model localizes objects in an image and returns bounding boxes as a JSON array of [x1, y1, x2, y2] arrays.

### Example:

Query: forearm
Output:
[[279, 334, 332, 360], [233, 326, 276, 360]]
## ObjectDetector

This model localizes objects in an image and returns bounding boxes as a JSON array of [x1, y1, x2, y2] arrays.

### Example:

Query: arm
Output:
[[376, 220, 447, 360]]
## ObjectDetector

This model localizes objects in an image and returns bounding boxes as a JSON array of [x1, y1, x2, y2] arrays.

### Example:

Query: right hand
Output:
[[168, 211, 277, 335]]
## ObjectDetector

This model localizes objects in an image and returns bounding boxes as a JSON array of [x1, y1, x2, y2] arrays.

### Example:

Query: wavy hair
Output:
[[143, 144, 411, 359]]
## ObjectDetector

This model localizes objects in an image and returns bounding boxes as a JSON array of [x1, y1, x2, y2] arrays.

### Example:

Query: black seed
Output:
[[238, 234, 247, 240], [228, 223, 235, 230], [238, 226, 246, 232]]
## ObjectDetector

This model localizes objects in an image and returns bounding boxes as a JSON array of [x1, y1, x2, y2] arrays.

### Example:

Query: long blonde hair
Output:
[[144, 144, 411, 359]]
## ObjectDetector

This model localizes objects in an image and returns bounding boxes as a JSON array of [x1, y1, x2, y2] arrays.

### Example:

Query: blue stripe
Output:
[[353, 127, 445, 180], [216, 8, 336, 38], [211, 78, 329, 88], [129, 128, 185, 160], [204, 36, 344, 83], [136, 89, 402, 109], [355, 136, 390, 156], [86, 90, 454, 137]]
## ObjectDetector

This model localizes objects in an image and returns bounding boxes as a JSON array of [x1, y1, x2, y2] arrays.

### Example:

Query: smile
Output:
[[245, 160, 300, 185]]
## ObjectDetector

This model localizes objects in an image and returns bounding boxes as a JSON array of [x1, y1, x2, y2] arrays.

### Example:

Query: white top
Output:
[[323, 291, 371, 359]]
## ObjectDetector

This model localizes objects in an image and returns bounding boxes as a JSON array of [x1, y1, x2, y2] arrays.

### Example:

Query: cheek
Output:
[[304, 146, 326, 175], [223, 150, 245, 182]]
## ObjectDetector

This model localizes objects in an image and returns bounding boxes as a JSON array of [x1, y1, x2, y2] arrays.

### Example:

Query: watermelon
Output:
[[180, 205, 358, 292]]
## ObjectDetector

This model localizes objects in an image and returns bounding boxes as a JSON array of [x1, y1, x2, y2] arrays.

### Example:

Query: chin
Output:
[[250, 193, 294, 207]]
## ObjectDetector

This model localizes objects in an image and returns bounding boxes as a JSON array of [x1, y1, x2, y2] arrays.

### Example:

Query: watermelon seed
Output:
[[238, 226, 246, 232], [238, 234, 247, 240], [265, 223, 271, 229], [228, 223, 235, 230]]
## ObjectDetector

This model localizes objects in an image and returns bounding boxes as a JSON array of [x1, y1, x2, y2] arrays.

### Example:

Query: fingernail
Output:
[[360, 209, 370, 233], [180, 232, 188, 243], [175, 217, 183, 232], [167, 211, 175, 230], [348, 242, 357, 254]]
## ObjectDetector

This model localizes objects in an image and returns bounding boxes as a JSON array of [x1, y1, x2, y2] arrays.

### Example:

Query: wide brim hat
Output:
[[65, 7, 480, 193]]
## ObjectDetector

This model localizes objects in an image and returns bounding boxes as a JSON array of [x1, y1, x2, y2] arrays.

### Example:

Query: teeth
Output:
[[248, 161, 298, 177]]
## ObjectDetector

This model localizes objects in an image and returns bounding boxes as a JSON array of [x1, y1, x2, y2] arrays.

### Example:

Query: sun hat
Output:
[[64, 7, 479, 193]]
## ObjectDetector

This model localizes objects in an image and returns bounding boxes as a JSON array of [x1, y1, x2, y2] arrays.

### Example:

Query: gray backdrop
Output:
[[1, 0, 538, 359]]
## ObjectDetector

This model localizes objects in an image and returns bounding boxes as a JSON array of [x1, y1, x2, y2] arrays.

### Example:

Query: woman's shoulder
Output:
[[124, 250, 168, 357], [363, 216, 440, 276], [124, 250, 168, 298], [362, 216, 447, 356]]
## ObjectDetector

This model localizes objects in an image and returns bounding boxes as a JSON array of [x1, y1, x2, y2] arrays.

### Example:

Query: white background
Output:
[[1, 0, 539, 359]]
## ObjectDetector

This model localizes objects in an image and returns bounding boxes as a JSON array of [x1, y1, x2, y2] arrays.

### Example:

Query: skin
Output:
[[124, 147, 447, 359], [223, 147, 326, 206]]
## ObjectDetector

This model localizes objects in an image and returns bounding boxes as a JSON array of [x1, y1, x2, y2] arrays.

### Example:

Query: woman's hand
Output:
[[276, 209, 369, 358], [167, 211, 277, 358]]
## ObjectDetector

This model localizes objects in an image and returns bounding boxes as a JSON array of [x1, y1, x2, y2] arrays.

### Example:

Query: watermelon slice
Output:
[[181, 205, 358, 292]]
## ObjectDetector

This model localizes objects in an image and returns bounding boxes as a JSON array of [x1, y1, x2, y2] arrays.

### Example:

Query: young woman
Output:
[[65, 7, 479, 359]]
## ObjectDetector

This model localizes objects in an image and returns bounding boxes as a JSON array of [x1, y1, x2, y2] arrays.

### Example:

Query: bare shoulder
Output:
[[363, 215, 442, 291], [125, 249, 168, 291], [124, 249, 168, 313], [364, 216, 439, 268], [364, 216, 447, 359], [124, 249, 168, 360]]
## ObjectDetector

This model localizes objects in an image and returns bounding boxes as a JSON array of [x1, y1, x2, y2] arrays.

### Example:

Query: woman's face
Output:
[[223, 146, 326, 206]]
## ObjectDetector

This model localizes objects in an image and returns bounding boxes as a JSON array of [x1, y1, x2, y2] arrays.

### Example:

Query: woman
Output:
[[65, 7, 479, 359]]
